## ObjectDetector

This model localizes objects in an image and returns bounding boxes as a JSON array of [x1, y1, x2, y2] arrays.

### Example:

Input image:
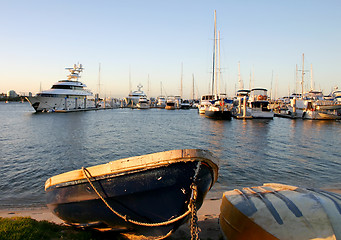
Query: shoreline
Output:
[[0, 198, 222, 239], [1, 189, 340, 239]]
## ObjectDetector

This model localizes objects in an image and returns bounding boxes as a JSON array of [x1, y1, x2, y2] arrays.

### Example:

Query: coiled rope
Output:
[[81, 162, 200, 230]]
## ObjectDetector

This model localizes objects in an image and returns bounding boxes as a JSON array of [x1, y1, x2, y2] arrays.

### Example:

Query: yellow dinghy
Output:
[[220, 183, 341, 240]]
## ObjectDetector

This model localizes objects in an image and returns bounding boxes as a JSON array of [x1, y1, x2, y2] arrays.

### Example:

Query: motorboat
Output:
[[156, 96, 166, 108], [136, 96, 150, 109], [165, 96, 176, 110], [125, 84, 147, 108], [198, 94, 214, 114], [233, 89, 251, 118], [26, 64, 96, 112], [205, 98, 233, 120], [174, 96, 182, 109], [45, 149, 219, 238], [180, 99, 191, 109], [287, 90, 341, 120], [247, 88, 274, 119], [220, 183, 341, 240]]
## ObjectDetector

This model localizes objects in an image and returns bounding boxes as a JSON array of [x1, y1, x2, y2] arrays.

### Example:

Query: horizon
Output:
[[1, 1, 341, 99]]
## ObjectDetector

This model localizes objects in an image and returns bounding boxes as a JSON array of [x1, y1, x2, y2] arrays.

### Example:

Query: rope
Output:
[[82, 167, 193, 227], [190, 183, 200, 240]]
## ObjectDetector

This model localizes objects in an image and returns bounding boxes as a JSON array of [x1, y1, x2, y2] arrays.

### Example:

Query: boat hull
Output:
[[165, 105, 175, 110], [220, 183, 341, 240], [26, 96, 96, 112], [247, 108, 274, 119], [303, 110, 341, 120], [205, 110, 232, 120], [46, 149, 218, 237]]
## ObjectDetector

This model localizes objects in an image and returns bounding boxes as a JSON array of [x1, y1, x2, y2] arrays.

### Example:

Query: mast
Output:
[[192, 74, 195, 100], [217, 30, 221, 96], [214, 10, 218, 98], [211, 10, 216, 96], [129, 66, 132, 93], [301, 53, 304, 96], [295, 64, 298, 94], [147, 74, 150, 97], [310, 64, 314, 90], [270, 70, 273, 100], [160, 81, 162, 96], [98, 63, 101, 97], [238, 62, 243, 89], [180, 63, 183, 97]]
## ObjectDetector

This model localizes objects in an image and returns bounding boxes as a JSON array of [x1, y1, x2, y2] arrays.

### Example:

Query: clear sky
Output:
[[1, 0, 341, 99]]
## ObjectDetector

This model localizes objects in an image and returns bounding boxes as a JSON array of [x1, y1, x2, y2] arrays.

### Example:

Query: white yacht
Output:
[[125, 84, 147, 108], [233, 89, 251, 118], [198, 94, 214, 114], [136, 96, 150, 109], [26, 64, 96, 112], [165, 96, 176, 110], [247, 88, 274, 119], [156, 96, 166, 108], [288, 90, 341, 120]]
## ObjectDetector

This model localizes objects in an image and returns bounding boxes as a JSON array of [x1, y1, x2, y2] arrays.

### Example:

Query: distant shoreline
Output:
[[0, 97, 28, 102]]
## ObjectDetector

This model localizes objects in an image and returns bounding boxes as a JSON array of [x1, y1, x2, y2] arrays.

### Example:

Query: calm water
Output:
[[1, 102, 341, 209]]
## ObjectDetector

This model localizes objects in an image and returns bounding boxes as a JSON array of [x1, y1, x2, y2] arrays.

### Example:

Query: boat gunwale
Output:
[[45, 149, 219, 190]]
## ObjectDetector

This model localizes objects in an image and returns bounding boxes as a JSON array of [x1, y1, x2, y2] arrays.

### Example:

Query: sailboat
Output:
[[287, 54, 341, 120], [205, 11, 233, 120]]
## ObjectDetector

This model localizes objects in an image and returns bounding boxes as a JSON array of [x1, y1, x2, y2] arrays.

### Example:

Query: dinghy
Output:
[[45, 149, 218, 238], [220, 183, 341, 240]]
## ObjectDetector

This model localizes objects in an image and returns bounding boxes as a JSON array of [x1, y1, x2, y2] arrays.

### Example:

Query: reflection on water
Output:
[[0, 102, 341, 208]]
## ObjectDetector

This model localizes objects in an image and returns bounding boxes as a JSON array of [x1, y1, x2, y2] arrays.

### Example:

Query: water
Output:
[[1, 102, 341, 209]]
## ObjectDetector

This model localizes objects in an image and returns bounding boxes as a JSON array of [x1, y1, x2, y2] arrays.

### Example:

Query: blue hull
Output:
[[46, 161, 215, 237]]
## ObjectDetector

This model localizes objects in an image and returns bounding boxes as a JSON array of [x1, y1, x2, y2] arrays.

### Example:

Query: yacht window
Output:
[[52, 85, 72, 89]]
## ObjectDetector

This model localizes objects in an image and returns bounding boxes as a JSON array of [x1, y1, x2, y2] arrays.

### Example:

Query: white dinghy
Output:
[[220, 183, 341, 240]]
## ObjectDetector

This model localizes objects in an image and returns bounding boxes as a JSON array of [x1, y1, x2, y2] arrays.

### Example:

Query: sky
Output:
[[1, 0, 341, 99]]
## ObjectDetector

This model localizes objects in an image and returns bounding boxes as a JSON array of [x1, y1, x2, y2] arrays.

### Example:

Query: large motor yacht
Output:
[[26, 64, 95, 112], [125, 84, 147, 108]]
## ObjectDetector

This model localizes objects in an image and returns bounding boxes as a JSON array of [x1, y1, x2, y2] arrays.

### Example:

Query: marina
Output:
[[2, 2, 341, 238], [1, 102, 341, 208], [1, 102, 341, 238]]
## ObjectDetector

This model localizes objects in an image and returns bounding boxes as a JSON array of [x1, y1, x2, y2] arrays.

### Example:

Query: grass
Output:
[[0, 217, 126, 240], [0, 216, 223, 240]]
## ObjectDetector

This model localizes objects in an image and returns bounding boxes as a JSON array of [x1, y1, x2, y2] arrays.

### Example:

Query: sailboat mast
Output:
[[192, 74, 195, 100], [238, 62, 243, 89], [180, 63, 183, 97], [301, 53, 304, 96], [98, 63, 101, 97], [310, 64, 314, 90], [147, 74, 150, 97], [214, 10, 218, 98], [160, 81, 162, 96], [211, 10, 216, 96], [218, 30, 221, 96], [295, 64, 298, 94]]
